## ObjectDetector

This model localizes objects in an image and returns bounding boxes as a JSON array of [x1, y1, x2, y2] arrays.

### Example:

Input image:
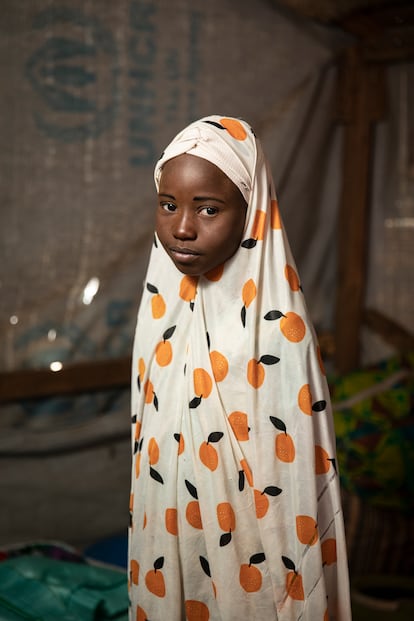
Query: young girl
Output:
[[129, 116, 351, 620]]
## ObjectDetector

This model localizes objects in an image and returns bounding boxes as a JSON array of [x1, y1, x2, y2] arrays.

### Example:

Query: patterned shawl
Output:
[[129, 115, 351, 621]]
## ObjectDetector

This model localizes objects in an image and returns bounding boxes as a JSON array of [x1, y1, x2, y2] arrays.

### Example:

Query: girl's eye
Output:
[[200, 206, 218, 216], [161, 202, 176, 212]]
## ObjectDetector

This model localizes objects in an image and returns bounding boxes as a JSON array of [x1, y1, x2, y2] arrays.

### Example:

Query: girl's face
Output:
[[156, 154, 247, 276]]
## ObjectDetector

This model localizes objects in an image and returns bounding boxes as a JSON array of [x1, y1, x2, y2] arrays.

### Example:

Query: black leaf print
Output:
[[153, 393, 159, 411], [282, 555, 296, 571], [238, 470, 245, 491], [264, 310, 284, 321], [131, 414, 137, 423], [206, 331, 211, 350], [220, 532, 232, 547], [270, 416, 287, 433], [185, 479, 198, 499], [312, 400, 327, 412], [241, 238, 257, 249], [241, 305, 246, 327], [250, 553, 266, 565], [137, 375, 141, 391], [150, 467, 164, 484], [189, 396, 202, 409], [200, 556, 211, 577], [190, 301, 195, 312], [264, 486, 282, 496], [260, 354, 280, 365], [154, 556, 164, 570], [207, 431, 224, 443], [146, 282, 158, 294], [163, 325, 176, 341]]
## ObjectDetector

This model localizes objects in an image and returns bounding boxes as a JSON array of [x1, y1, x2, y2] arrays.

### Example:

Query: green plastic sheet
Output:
[[0, 556, 128, 620]]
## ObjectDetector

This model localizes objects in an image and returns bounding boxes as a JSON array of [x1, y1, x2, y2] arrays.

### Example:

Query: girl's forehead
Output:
[[160, 154, 232, 186]]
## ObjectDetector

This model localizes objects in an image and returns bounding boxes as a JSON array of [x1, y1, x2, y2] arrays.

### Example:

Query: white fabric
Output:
[[129, 115, 351, 620]]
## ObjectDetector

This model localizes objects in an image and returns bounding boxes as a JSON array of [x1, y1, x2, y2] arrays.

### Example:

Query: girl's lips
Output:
[[170, 247, 201, 261]]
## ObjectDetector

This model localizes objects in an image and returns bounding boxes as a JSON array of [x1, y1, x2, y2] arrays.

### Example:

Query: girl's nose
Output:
[[173, 211, 197, 240]]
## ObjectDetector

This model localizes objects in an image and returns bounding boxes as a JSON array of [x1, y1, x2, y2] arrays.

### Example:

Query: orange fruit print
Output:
[[199, 431, 223, 471], [209, 350, 228, 382], [148, 437, 159, 465], [321, 538, 337, 565], [185, 480, 203, 529], [242, 279, 256, 308], [286, 571, 305, 600], [138, 357, 145, 382], [239, 553, 266, 593], [179, 275, 198, 302], [280, 311, 306, 342], [247, 358, 265, 388], [240, 458, 254, 487], [251, 210, 266, 241], [254, 489, 269, 519], [151, 293, 166, 318], [145, 557, 166, 597], [134, 420, 141, 441], [220, 117, 247, 140], [284, 264, 300, 292], [185, 599, 210, 621], [270, 199, 281, 229], [136, 606, 148, 621], [130, 559, 139, 585], [194, 367, 213, 398], [186, 500, 203, 529], [155, 340, 172, 366], [315, 445, 331, 474], [275, 432, 295, 462], [228, 411, 249, 441], [217, 502, 236, 532], [296, 515, 318, 546], [239, 564, 262, 592], [143, 379, 154, 404], [199, 442, 219, 471], [298, 384, 312, 415], [165, 507, 178, 535], [135, 453, 141, 478]]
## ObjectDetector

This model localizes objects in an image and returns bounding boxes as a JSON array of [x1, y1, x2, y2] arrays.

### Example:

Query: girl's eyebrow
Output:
[[193, 196, 226, 204], [158, 192, 226, 204]]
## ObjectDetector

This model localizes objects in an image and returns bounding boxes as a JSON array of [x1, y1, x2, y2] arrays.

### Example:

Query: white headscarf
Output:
[[129, 115, 351, 621]]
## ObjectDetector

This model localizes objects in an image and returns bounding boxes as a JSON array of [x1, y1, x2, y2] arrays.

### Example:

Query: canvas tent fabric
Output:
[[0, 0, 344, 379], [0, 0, 345, 548], [0, 0, 412, 552]]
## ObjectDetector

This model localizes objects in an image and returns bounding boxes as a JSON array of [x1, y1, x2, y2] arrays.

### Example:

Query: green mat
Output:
[[0, 556, 128, 621]]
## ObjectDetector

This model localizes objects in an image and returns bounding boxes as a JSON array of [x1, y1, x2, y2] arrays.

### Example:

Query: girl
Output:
[[129, 116, 351, 620]]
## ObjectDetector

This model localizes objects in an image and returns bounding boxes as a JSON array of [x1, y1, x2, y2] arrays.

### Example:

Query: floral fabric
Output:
[[128, 116, 351, 620]]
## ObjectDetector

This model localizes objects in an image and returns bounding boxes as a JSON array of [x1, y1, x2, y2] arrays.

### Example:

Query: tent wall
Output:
[[0, 0, 413, 550]]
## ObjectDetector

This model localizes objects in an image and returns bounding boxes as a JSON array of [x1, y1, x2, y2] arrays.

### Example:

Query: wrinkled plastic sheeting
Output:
[[0, 555, 128, 620]]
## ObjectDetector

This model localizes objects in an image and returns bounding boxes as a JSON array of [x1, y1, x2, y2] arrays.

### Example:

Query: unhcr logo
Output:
[[26, 7, 119, 142]]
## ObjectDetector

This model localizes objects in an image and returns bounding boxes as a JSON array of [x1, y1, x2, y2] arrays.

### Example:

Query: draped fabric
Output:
[[128, 116, 351, 620]]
